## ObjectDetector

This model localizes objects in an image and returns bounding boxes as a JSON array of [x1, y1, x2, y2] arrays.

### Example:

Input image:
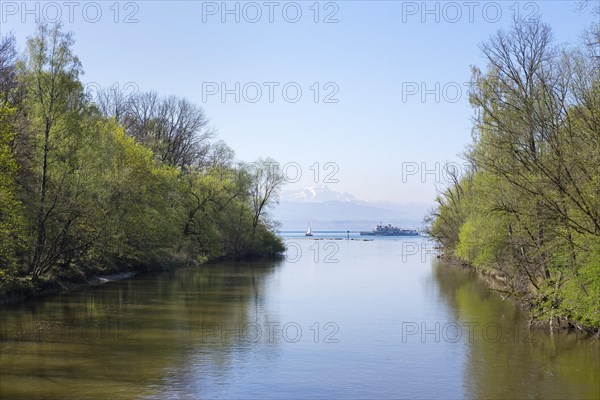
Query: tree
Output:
[[20, 23, 84, 278], [247, 158, 285, 239], [0, 102, 25, 276], [0, 23, 285, 298], [0, 35, 18, 104], [90, 82, 137, 124], [122, 92, 214, 169], [429, 18, 600, 330]]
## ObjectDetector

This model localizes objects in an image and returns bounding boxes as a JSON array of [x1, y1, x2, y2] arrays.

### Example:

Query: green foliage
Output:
[[559, 239, 600, 328], [179, 163, 284, 261], [0, 102, 25, 276], [429, 20, 600, 330], [0, 24, 284, 299]]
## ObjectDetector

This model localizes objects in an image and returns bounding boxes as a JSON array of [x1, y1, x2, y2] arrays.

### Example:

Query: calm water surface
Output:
[[1, 234, 598, 399]]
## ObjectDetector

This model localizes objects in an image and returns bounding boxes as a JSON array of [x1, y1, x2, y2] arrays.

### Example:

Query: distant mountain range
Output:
[[280, 185, 356, 203], [273, 185, 433, 231]]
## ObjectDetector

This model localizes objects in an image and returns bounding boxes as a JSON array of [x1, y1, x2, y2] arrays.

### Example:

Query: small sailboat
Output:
[[305, 224, 313, 236]]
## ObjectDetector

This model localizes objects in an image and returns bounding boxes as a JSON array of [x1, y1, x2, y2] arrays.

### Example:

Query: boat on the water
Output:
[[305, 224, 313, 236], [360, 224, 418, 236]]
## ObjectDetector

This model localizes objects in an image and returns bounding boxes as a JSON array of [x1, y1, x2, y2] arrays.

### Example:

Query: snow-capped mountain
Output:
[[273, 186, 433, 230], [280, 185, 356, 203]]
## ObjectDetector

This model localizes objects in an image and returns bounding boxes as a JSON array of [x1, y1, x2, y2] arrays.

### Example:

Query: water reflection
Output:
[[432, 261, 600, 400], [1, 240, 598, 399], [0, 261, 281, 399]]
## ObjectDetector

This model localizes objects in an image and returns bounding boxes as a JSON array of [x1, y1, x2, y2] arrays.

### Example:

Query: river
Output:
[[1, 233, 598, 399]]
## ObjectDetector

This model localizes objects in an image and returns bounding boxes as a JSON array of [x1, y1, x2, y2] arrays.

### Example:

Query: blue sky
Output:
[[1, 1, 596, 203]]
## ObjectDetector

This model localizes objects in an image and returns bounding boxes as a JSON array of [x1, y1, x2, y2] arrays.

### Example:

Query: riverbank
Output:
[[0, 262, 173, 306], [0, 252, 284, 306], [436, 252, 600, 337]]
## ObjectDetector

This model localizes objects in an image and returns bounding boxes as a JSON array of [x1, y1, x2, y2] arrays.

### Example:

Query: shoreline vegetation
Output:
[[0, 24, 285, 304], [437, 253, 599, 338], [1, 20, 598, 338], [428, 19, 600, 334]]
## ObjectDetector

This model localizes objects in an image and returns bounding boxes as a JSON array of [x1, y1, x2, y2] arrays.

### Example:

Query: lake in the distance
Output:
[[1, 233, 598, 399]]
